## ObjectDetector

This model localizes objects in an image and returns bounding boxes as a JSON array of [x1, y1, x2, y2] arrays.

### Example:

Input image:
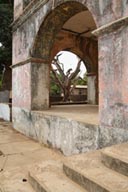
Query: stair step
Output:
[[101, 143, 128, 177], [63, 151, 128, 192], [28, 160, 87, 192]]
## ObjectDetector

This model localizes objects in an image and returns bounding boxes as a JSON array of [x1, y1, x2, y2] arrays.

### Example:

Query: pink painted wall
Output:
[[12, 63, 31, 110]]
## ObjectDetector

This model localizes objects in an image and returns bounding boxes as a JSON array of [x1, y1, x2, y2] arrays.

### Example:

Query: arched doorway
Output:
[[50, 51, 87, 104], [31, 1, 98, 109]]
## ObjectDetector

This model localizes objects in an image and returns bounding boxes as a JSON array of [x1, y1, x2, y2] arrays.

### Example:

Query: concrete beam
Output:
[[92, 16, 128, 36]]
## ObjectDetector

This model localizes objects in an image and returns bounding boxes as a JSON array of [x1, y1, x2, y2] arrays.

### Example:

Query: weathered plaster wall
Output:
[[12, 63, 31, 110], [87, 75, 96, 104], [12, 61, 49, 111], [98, 24, 128, 147], [13, 0, 52, 64], [31, 62, 49, 110], [12, 107, 99, 156], [14, 0, 23, 20]]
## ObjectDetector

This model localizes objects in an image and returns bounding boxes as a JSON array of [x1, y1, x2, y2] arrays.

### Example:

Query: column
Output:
[[93, 16, 128, 147], [87, 73, 97, 104], [31, 58, 50, 110]]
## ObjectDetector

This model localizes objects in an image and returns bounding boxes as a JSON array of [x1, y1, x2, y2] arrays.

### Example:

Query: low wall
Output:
[[50, 95, 87, 103], [12, 107, 99, 156], [12, 107, 128, 156]]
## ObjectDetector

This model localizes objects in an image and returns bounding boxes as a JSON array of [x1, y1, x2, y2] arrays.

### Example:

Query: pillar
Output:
[[12, 58, 49, 113], [87, 73, 97, 105], [31, 59, 49, 110], [93, 16, 128, 147], [12, 58, 49, 111], [12, 57, 50, 135]]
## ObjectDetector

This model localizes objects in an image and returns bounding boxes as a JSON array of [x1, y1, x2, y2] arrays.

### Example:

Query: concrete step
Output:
[[63, 150, 128, 192], [101, 143, 128, 177], [0, 183, 36, 192], [28, 160, 88, 192]]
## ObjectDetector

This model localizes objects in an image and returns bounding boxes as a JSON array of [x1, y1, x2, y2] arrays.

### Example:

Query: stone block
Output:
[[0, 103, 11, 121], [99, 125, 128, 148]]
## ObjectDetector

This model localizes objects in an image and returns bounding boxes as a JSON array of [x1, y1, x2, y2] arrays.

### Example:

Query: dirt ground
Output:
[[0, 120, 66, 192]]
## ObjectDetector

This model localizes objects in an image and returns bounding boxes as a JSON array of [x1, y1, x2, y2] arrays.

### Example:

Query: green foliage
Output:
[[50, 83, 61, 95], [75, 77, 86, 85], [0, 1, 13, 64], [73, 72, 87, 85], [83, 72, 87, 83]]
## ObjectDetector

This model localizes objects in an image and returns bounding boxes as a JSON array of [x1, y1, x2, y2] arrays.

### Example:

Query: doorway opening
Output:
[[50, 51, 87, 105], [32, 1, 99, 124]]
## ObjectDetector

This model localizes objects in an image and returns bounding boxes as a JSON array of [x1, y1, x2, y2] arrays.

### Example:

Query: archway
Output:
[[50, 50, 87, 104], [31, 1, 98, 109]]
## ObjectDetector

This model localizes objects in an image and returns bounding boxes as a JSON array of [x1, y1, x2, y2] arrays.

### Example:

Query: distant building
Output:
[[70, 85, 87, 102], [71, 85, 87, 96]]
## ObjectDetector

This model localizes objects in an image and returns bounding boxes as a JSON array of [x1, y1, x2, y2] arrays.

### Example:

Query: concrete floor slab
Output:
[[36, 104, 99, 125]]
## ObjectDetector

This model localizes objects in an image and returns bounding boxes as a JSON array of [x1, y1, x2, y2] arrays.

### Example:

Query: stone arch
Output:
[[50, 30, 92, 73], [31, 1, 98, 62], [51, 47, 91, 74], [28, 0, 98, 109], [51, 49, 87, 74]]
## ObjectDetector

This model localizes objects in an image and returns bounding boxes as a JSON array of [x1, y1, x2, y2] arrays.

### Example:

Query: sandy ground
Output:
[[0, 120, 66, 192]]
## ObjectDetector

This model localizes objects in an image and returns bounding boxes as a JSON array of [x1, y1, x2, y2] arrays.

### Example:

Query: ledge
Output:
[[92, 16, 128, 37], [11, 57, 49, 68]]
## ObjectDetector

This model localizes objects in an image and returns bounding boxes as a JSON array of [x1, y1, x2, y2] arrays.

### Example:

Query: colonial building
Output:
[[12, 0, 128, 155]]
